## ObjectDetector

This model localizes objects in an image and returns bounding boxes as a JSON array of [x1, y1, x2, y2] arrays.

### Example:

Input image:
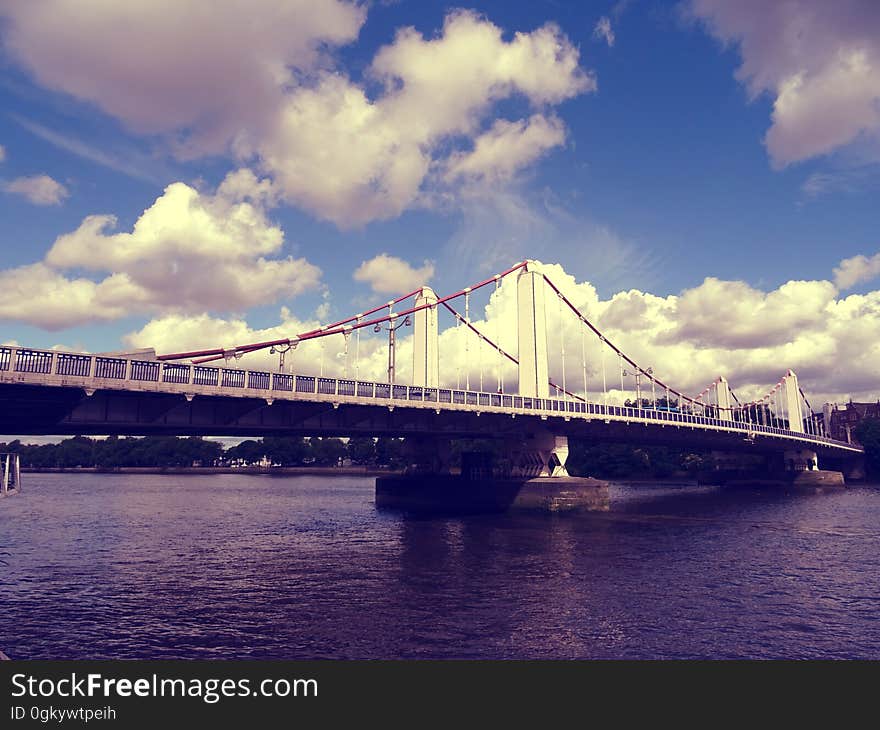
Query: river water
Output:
[[1, 473, 879, 659]]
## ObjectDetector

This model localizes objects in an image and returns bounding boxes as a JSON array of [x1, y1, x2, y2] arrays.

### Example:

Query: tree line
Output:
[[0, 435, 406, 469], [6, 426, 873, 478]]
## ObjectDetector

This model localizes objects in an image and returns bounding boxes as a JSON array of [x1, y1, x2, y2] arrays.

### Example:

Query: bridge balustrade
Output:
[[0, 347, 11, 371], [274, 374, 294, 391], [130, 361, 160, 382], [337, 379, 355, 397], [357, 382, 374, 398], [15, 350, 53, 374], [221, 369, 245, 388], [94, 357, 127, 379], [247, 371, 270, 390], [375, 383, 391, 399], [393, 385, 407, 400], [317, 378, 337, 395], [56, 353, 91, 377], [162, 363, 190, 384], [193, 367, 219, 387]]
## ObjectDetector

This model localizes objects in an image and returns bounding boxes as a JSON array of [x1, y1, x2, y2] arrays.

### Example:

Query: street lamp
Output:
[[374, 315, 411, 385], [269, 343, 294, 373], [622, 366, 652, 408]]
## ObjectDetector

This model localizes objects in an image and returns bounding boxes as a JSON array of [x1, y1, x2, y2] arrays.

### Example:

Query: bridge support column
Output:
[[783, 370, 804, 432], [375, 433, 608, 513], [784, 448, 818, 472], [412, 286, 439, 388], [508, 431, 569, 477], [517, 261, 549, 399]]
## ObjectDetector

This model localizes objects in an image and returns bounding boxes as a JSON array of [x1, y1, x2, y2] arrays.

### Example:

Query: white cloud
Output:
[[240, 10, 594, 226], [353, 254, 435, 294], [2, 5, 593, 227], [0, 144, 5, 162], [0, 264, 137, 329], [0, 170, 321, 330], [687, 0, 880, 166], [3, 174, 69, 205], [593, 17, 615, 47], [0, 0, 366, 157], [124, 259, 880, 403], [444, 115, 566, 185], [834, 252, 880, 289]]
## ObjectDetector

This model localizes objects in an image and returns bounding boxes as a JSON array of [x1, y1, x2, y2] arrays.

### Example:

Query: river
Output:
[[2, 473, 879, 659]]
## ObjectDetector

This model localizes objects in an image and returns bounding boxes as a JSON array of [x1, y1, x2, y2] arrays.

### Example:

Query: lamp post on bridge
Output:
[[622, 367, 652, 408], [375, 314, 411, 385], [269, 343, 294, 373]]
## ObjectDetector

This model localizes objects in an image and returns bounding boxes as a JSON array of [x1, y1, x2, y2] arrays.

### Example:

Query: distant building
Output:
[[823, 401, 880, 444]]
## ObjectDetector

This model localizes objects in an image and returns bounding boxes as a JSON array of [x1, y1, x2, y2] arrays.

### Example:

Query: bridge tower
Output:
[[783, 369, 804, 433], [716, 376, 733, 419], [412, 286, 439, 388], [516, 261, 549, 399]]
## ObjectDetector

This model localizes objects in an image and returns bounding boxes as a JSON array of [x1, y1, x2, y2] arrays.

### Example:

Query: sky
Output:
[[0, 0, 878, 407]]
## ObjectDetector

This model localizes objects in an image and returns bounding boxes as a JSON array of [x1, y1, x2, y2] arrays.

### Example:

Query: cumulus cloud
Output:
[[353, 254, 435, 294], [444, 115, 566, 185], [3, 174, 69, 205], [834, 252, 880, 289], [0, 169, 321, 329], [138, 260, 880, 404], [687, 0, 880, 166], [0, 264, 136, 329], [238, 10, 594, 226], [593, 17, 615, 47], [2, 6, 593, 226], [0, 0, 365, 157]]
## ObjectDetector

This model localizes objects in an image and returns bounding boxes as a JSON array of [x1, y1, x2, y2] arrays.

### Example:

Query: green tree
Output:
[[309, 437, 346, 466], [262, 436, 310, 466], [375, 437, 405, 468], [347, 437, 376, 465], [854, 418, 880, 477]]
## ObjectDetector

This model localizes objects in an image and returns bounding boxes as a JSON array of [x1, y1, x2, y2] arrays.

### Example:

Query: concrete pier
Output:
[[375, 475, 609, 514], [704, 468, 847, 491]]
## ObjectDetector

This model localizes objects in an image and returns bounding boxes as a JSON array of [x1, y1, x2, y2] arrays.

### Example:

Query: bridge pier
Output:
[[376, 433, 608, 514]]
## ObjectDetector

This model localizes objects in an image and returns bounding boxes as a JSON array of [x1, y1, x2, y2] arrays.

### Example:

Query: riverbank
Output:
[[22, 465, 402, 477]]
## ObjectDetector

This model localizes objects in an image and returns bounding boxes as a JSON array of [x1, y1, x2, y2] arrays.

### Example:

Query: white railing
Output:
[[0, 345, 861, 452]]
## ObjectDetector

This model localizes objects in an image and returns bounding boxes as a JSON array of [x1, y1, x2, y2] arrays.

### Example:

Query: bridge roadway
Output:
[[0, 346, 863, 463]]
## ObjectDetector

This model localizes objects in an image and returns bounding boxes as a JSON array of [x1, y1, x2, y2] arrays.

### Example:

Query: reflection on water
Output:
[[1, 474, 879, 659]]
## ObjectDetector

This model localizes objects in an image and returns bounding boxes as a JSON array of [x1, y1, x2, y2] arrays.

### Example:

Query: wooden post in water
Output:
[[1, 453, 20, 497]]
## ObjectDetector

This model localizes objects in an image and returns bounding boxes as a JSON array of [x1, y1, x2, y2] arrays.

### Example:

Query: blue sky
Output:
[[0, 1, 878, 402]]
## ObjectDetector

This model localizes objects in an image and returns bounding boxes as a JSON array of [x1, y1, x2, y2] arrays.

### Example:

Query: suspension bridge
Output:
[[0, 260, 864, 508]]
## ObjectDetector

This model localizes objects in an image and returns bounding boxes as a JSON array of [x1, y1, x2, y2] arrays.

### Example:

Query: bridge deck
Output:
[[0, 346, 863, 455]]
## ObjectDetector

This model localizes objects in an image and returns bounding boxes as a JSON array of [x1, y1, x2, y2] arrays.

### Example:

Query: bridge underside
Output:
[[0, 383, 853, 462]]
